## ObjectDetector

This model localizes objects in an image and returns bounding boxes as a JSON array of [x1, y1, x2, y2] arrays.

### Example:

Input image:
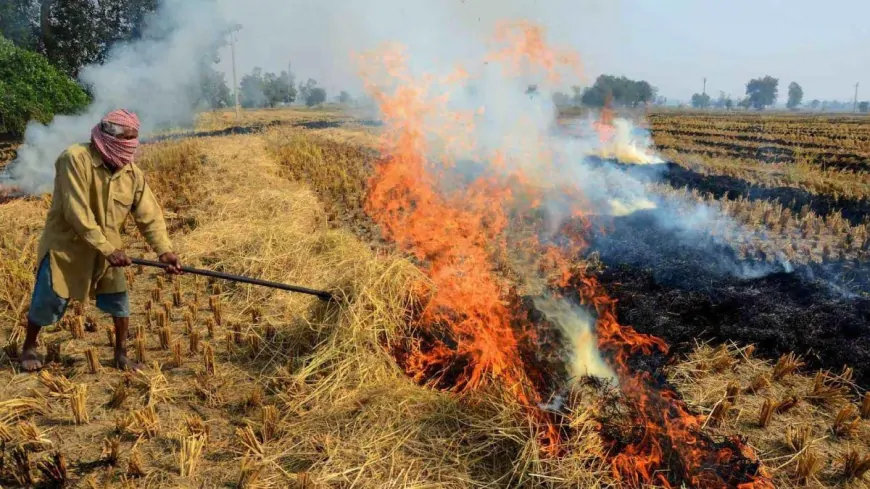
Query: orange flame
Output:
[[358, 21, 772, 489]]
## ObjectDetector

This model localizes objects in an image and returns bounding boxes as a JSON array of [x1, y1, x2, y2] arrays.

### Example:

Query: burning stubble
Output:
[[359, 21, 771, 488]]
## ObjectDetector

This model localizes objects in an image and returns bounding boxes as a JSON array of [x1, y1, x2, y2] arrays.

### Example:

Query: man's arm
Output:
[[58, 152, 116, 257]]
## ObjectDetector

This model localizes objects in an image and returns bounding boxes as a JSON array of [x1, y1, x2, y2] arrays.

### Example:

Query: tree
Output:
[[691, 93, 711, 108], [337, 90, 352, 104], [0, 35, 89, 135], [713, 92, 734, 110], [860, 102, 869, 113], [298, 78, 326, 107], [810, 99, 821, 110], [787, 82, 804, 110], [745, 76, 779, 110], [262, 70, 296, 107], [197, 65, 231, 110], [1, 0, 158, 77], [239, 67, 266, 108], [579, 75, 658, 107]]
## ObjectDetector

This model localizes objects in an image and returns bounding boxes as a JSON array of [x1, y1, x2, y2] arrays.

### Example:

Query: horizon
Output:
[[215, 0, 868, 105]]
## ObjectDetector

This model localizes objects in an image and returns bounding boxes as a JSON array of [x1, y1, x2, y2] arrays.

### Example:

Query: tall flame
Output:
[[358, 21, 771, 488]]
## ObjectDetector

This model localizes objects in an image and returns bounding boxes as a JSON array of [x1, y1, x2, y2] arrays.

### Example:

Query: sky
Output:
[[215, 0, 870, 103]]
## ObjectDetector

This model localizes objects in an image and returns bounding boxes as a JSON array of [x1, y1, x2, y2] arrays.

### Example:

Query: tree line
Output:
[[689, 77, 868, 112], [553, 75, 658, 108]]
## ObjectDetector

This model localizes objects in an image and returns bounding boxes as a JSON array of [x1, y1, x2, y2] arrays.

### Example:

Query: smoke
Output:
[[3, 0, 229, 194], [534, 295, 617, 382]]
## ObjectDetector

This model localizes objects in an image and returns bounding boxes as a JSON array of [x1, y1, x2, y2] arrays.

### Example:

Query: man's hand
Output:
[[107, 250, 132, 267], [159, 252, 183, 275]]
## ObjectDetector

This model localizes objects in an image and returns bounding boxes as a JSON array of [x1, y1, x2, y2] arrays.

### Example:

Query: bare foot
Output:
[[19, 348, 43, 372], [114, 352, 143, 372]]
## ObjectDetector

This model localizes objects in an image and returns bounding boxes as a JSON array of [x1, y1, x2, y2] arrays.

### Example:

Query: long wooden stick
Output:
[[131, 258, 332, 301]]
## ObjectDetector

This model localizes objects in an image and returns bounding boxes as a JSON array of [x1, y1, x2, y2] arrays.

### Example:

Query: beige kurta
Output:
[[36, 143, 173, 301]]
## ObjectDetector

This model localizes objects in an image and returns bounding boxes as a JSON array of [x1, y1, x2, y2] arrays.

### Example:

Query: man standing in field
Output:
[[19, 109, 182, 372]]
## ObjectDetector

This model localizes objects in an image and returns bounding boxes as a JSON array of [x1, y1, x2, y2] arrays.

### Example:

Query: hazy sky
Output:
[[215, 0, 869, 103]]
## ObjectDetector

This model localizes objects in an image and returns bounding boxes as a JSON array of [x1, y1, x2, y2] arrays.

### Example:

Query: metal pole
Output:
[[131, 258, 333, 301], [231, 31, 240, 119], [854, 82, 860, 113]]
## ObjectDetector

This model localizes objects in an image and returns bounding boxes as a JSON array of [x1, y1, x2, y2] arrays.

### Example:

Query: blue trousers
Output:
[[28, 256, 130, 327]]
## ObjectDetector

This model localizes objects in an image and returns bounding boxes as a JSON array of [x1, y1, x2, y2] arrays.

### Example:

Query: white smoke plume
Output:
[[5, 0, 229, 193]]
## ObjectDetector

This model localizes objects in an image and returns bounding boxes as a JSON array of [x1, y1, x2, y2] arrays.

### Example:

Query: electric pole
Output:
[[854, 82, 860, 113], [703, 77, 707, 97], [231, 31, 240, 119]]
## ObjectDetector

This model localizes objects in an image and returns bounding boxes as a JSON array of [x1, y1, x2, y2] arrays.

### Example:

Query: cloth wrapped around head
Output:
[[90, 109, 141, 170]]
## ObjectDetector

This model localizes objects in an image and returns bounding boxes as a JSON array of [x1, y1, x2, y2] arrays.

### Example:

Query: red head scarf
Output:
[[90, 109, 141, 170]]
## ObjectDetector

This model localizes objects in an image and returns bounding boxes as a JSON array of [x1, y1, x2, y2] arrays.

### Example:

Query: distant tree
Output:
[[738, 96, 752, 110], [655, 96, 668, 106], [262, 70, 296, 107], [239, 67, 266, 108], [810, 99, 821, 110], [580, 75, 657, 107], [571, 85, 584, 106], [299, 78, 326, 107], [786, 82, 804, 110], [691, 93, 711, 108], [307, 87, 326, 107], [0, 35, 89, 135], [860, 102, 869, 113], [338, 90, 352, 104], [196, 64, 231, 110], [745, 76, 779, 110]]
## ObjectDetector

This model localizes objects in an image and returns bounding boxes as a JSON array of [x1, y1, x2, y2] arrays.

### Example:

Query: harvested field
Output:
[[1, 105, 870, 488]]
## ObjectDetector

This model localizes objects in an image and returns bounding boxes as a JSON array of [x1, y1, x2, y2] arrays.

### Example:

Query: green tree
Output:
[[338, 90, 352, 104], [713, 92, 733, 109], [691, 93, 711, 108], [0, 0, 38, 48], [239, 68, 266, 108], [299, 78, 326, 107], [810, 99, 821, 110], [787, 82, 804, 109], [262, 70, 296, 107], [745, 76, 779, 110], [0, 35, 89, 135], [196, 65, 231, 110], [580, 75, 657, 107], [860, 101, 869, 113], [1, 0, 158, 77]]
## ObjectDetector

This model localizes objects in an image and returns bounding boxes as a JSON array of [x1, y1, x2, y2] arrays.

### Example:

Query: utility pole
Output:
[[854, 82, 860, 113], [231, 30, 240, 119], [703, 77, 707, 97]]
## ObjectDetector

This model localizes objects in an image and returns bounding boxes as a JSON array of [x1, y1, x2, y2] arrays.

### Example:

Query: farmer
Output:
[[19, 109, 182, 372]]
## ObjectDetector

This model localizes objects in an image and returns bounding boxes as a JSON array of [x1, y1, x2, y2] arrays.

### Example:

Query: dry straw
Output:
[[796, 449, 824, 485], [71, 316, 85, 339], [772, 353, 804, 381], [85, 348, 101, 374], [189, 330, 200, 354], [179, 434, 207, 477], [843, 449, 870, 479], [69, 384, 89, 424], [36, 451, 67, 485]]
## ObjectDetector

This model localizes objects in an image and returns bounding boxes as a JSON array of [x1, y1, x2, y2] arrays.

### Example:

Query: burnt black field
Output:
[[586, 160, 870, 389]]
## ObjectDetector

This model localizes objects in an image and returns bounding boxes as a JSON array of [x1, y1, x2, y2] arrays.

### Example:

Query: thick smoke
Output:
[[3, 0, 620, 194], [4, 0, 229, 193]]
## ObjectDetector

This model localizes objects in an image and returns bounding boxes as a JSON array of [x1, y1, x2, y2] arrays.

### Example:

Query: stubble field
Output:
[[0, 108, 868, 488]]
